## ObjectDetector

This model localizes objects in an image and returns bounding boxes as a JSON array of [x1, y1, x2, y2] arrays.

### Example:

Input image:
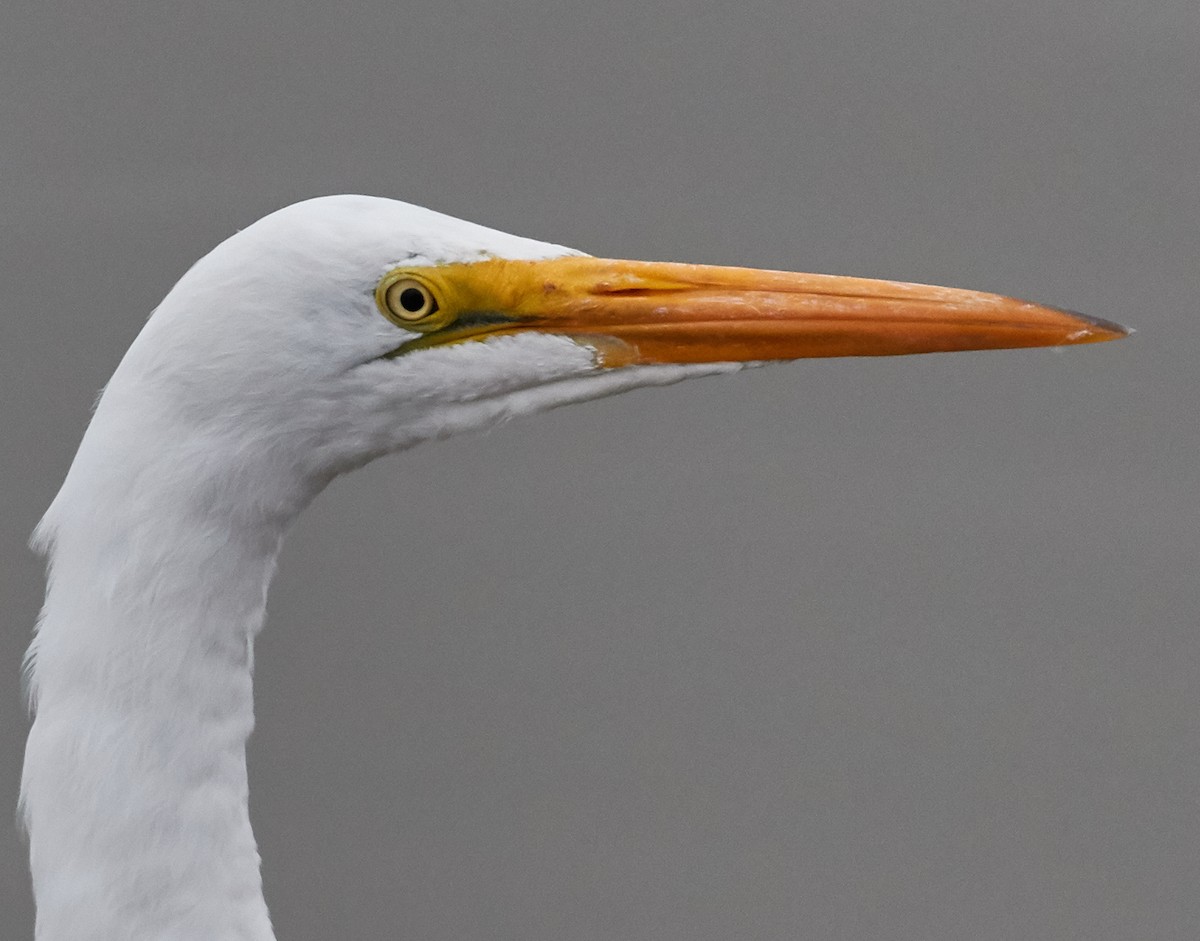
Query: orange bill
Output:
[[380, 256, 1129, 365]]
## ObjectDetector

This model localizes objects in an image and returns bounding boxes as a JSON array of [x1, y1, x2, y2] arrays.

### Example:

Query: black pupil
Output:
[[399, 286, 427, 314]]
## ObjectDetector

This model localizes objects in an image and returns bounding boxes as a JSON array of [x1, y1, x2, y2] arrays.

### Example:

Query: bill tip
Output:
[[1060, 308, 1132, 343]]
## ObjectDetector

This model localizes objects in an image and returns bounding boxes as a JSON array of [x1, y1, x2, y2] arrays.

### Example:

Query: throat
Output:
[[22, 469, 291, 941]]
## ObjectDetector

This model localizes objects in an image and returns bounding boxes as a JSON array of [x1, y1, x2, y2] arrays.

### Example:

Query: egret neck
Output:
[[21, 385, 309, 941]]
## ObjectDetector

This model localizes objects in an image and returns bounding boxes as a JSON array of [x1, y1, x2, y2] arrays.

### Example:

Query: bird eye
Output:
[[379, 276, 440, 325]]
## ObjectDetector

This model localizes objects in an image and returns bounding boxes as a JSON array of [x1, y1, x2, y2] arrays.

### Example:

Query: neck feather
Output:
[[21, 406, 310, 941]]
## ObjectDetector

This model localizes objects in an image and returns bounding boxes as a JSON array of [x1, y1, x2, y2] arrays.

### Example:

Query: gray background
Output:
[[2, 2, 1196, 939]]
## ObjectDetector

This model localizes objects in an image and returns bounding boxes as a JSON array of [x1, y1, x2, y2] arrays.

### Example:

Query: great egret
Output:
[[20, 195, 1126, 941]]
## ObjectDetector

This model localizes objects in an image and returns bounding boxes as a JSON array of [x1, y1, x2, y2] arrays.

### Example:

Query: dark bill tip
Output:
[[1057, 308, 1133, 342]]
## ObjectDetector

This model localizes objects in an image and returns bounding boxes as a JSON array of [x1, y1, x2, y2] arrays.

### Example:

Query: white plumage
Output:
[[21, 196, 1124, 941]]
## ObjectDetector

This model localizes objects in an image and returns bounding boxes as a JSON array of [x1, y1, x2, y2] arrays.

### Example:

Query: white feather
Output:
[[22, 196, 739, 941]]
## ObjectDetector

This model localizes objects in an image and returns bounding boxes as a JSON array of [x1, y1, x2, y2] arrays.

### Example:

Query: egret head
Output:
[[94, 194, 1125, 503], [23, 194, 1129, 941]]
